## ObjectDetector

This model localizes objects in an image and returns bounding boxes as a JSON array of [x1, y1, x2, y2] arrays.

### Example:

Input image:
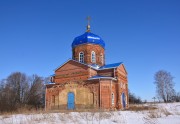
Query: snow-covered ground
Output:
[[0, 103, 180, 124]]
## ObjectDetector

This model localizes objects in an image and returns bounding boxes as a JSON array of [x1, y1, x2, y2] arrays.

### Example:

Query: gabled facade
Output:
[[45, 23, 128, 110]]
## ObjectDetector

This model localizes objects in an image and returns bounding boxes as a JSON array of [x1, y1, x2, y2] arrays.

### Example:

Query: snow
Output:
[[0, 103, 180, 124]]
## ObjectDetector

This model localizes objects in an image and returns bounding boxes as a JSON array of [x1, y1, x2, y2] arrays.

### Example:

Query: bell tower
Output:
[[71, 17, 105, 66]]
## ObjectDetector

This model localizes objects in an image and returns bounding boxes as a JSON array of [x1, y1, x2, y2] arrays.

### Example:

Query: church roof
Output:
[[88, 75, 117, 80], [71, 32, 105, 48], [45, 82, 55, 85], [99, 62, 123, 70], [54, 59, 123, 71], [54, 59, 91, 71]]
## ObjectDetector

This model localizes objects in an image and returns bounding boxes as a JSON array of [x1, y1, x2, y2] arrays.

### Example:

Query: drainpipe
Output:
[[109, 80, 111, 108], [127, 82, 129, 107], [90, 66, 91, 77], [114, 68, 115, 78], [45, 86, 47, 111], [99, 78, 101, 109], [98, 78, 101, 124], [110, 79, 112, 108], [58, 90, 59, 109]]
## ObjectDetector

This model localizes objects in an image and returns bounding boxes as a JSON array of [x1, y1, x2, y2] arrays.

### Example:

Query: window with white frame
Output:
[[91, 51, 96, 63], [112, 93, 114, 105], [100, 53, 103, 64], [79, 52, 84, 63]]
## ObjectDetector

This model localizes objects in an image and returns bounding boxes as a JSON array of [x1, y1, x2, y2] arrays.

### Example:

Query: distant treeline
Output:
[[128, 90, 142, 104], [0, 72, 50, 112]]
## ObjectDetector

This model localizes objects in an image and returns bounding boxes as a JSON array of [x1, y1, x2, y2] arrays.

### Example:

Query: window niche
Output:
[[91, 51, 96, 63]]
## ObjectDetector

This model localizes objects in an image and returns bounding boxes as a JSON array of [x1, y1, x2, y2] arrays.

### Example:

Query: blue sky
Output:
[[0, 0, 180, 101]]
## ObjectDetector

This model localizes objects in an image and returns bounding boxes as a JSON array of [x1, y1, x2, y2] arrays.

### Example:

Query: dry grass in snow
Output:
[[0, 102, 180, 124]]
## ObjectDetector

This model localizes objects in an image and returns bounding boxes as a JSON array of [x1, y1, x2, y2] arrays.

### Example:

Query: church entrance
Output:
[[67, 92, 75, 110], [122, 93, 126, 108]]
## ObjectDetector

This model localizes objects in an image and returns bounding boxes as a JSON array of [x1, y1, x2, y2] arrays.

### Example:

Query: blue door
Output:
[[67, 92, 75, 110], [122, 93, 126, 108]]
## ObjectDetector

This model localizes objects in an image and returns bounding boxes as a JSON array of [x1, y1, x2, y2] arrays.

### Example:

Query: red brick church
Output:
[[45, 22, 128, 110]]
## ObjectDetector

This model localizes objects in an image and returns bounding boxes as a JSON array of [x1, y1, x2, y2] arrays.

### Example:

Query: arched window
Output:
[[100, 53, 103, 64], [91, 51, 96, 63], [112, 93, 114, 105], [79, 52, 84, 63]]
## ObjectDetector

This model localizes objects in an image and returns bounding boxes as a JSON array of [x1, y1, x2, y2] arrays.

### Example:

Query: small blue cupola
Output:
[[72, 18, 105, 49], [71, 32, 105, 48]]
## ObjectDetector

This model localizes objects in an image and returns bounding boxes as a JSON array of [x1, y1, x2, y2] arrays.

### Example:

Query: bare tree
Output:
[[0, 75, 29, 112], [174, 91, 180, 102], [0, 72, 46, 112], [154, 70, 175, 102], [128, 89, 142, 104], [177, 92, 180, 102], [6, 72, 29, 105], [0, 79, 6, 112], [27, 75, 44, 108]]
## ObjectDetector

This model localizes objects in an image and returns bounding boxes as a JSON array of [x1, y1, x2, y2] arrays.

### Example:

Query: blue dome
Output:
[[72, 32, 105, 48]]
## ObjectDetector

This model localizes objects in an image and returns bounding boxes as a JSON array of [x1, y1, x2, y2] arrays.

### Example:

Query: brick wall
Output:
[[53, 60, 95, 84], [72, 44, 105, 66], [97, 69, 114, 77], [46, 82, 99, 110]]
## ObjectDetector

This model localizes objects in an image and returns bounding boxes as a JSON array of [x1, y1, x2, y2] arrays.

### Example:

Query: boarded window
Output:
[[52, 95, 55, 106], [100, 53, 103, 64], [89, 93, 94, 104]]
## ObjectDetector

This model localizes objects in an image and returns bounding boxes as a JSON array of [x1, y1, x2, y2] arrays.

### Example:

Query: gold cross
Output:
[[86, 16, 91, 25], [86, 16, 91, 32]]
